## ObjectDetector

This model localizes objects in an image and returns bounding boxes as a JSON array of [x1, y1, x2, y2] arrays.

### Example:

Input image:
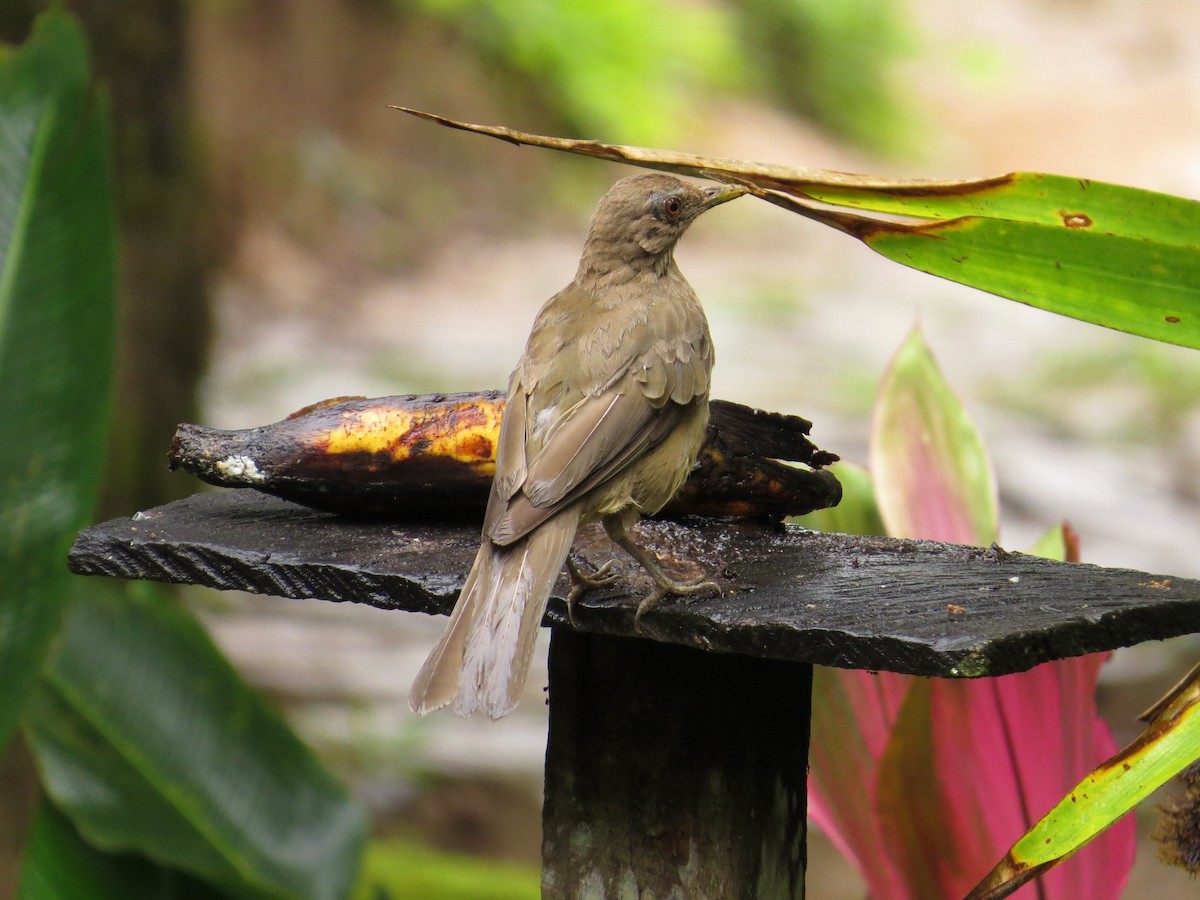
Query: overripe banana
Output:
[[170, 391, 840, 521]]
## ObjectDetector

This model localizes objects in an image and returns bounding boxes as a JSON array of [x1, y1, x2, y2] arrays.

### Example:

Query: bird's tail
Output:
[[409, 515, 576, 719]]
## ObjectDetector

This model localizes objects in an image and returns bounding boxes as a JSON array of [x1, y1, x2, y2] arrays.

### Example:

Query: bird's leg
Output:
[[565, 556, 619, 627], [602, 516, 721, 630]]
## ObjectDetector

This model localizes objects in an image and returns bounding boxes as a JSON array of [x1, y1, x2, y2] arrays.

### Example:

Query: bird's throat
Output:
[[576, 246, 678, 295]]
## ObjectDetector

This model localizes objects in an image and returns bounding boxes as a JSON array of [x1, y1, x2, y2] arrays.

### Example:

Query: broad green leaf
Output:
[[966, 662, 1200, 900], [861, 215, 1197, 349], [792, 172, 1199, 242], [0, 10, 116, 750], [26, 585, 366, 900], [871, 326, 998, 545], [391, 108, 1200, 350], [18, 802, 224, 900]]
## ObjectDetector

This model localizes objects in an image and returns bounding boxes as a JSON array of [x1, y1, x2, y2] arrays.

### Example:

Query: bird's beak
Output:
[[701, 182, 748, 209]]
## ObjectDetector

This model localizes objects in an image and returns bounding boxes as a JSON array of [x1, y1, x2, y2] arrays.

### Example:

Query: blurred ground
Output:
[[183, 0, 1200, 895]]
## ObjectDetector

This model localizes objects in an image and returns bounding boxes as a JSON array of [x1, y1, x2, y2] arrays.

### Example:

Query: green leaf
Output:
[[1028, 521, 1080, 563], [791, 172, 1199, 240], [410, 0, 742, 145], [966, 662, 1200, 900], [26, 585, 366, 900], [871, 327, 998, 545], [861, 214, 1198, 349], [0, 10, 116, 750], [18, 802, 225, 900], [390, 109, 1200, 350], [354, 839, 539, 900]]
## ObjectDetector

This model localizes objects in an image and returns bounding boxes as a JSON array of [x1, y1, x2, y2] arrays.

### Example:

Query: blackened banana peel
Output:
[[169, 391, 840, 522]]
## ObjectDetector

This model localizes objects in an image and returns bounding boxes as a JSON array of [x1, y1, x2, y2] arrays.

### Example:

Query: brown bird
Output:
[[410, 173, 745, 718]]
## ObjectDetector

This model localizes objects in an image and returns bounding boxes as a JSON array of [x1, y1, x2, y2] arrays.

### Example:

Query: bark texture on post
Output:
[[541, 629, 810, 899]]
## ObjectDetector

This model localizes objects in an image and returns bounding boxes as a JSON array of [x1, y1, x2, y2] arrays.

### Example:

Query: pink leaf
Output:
[[808, 328, 1135, 899], [924, 659, 1133, 899], [871, 325, 998, 546], [809, 667, 913, 899]]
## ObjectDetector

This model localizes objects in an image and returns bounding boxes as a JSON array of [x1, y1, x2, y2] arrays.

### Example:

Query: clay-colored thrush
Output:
[[410, 173, 744, 718]]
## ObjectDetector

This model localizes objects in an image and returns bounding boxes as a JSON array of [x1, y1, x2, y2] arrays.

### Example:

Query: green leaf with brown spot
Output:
[[857, 214, 1198, 348], [790, 172, 1199, 242], [391, 108, 1200, 351]]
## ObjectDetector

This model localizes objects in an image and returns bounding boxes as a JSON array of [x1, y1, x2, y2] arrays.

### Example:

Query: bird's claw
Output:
[[567, 554, 722, 632], [565, 558, 621, 627], [571, 558, 619, 588], [633, 577, 722, 632]]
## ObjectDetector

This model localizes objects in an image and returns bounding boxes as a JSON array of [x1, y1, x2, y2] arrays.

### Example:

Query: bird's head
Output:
[[578, 173, 745, 280]]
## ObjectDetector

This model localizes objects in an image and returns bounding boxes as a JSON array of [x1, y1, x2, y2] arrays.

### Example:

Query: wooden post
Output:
[[542, 629, 811, 899]]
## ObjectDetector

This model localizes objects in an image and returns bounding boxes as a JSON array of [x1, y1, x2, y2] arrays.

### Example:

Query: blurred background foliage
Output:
[[733, 0, 911, 149], [390, 0, 910, 149], [178, 0, 915, 273]]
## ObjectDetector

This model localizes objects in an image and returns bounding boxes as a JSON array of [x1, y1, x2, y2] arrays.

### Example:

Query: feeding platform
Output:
[[69, 490, 1200, 898]]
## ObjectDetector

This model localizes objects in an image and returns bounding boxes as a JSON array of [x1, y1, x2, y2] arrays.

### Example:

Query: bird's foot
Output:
[[634, 573, 721, 632], [565, 557, 619, 627], [600, 517, 722, 631]]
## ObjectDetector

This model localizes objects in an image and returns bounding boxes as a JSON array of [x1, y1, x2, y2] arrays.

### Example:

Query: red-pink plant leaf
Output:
[[969, 664, 1200, 900], [924, 659, 1133, 899], [809, 667, 913, 898], [925, 526, 1133, 899], [871, 325, 998, 546], [808, 331, 1134, 899], [875, 680, 959, 897]]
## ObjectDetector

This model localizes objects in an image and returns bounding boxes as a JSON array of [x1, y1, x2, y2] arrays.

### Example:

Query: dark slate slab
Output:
[[69, 490, 1200, 678]]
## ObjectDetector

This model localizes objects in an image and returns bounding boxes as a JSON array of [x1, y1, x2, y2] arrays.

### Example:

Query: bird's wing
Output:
[[484, 332, 711, 547], [491, 368, 527, 505]]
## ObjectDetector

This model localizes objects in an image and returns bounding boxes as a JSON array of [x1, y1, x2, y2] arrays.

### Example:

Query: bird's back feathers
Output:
[[410, 174, 735, 719]]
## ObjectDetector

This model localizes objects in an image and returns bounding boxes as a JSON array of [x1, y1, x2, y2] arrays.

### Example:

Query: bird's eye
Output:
[[662, 196, 683, 218]]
